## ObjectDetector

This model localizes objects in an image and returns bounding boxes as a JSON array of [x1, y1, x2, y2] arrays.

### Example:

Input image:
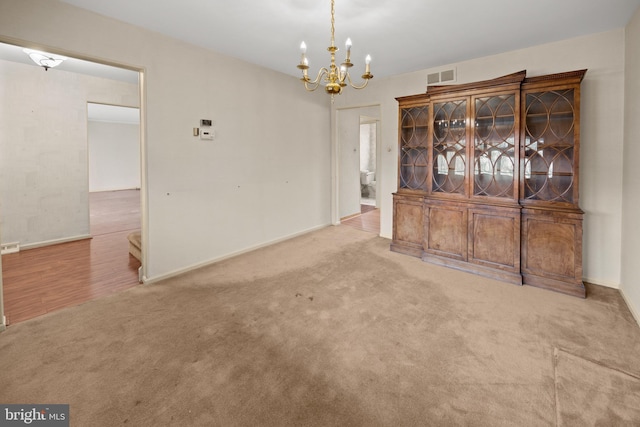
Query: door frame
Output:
[[332, 103, 382, 227], [0, 36, 147, 330]]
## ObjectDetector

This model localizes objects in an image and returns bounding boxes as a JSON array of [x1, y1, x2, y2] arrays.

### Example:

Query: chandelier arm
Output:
[[314, 67, 331, 85], [303, 80, 322, 92], [346, 72, 371, 90], [302, 67, 330, 91]]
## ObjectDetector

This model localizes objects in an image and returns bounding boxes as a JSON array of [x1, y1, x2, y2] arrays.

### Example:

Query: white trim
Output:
[[583, 277, 620, 289], [143, 224, 331, 285], [0, 316, 6, 332], [90, 187, 140, 193], [620, 288, 640, 327], [20, 234, 91, 250], [139, 69, 148, 283]]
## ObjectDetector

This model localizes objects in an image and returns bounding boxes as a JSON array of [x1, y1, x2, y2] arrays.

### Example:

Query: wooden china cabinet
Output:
[[391, 70, 587, 297]]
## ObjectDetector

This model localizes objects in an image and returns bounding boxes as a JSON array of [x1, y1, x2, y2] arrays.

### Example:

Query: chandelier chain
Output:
[[330, 0, 336, 47]]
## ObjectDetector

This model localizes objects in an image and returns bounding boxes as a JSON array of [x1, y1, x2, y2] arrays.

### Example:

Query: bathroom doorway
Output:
[[359, 118, 378, 209], [335, 105, 381, 235], [339, 112, 381, 234]]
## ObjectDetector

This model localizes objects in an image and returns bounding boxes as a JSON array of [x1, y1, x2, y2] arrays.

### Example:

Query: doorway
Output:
[[359, 119, 378, 209], [0, 41, 145, 327], [87, 102, 142, 280], [335, 105, 381, 234]]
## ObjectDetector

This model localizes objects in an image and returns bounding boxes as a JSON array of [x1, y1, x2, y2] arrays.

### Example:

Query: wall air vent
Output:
[[427, 72, 440, 85], [1, 242, 20, 255], [427, 68, 457, 86], [440, 69, 455, 82]]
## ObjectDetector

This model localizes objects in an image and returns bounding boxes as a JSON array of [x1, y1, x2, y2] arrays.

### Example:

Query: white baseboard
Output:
[[20, 234, 91, 251], [583, 277, 619, 289], [90, 187, 140, 193], [620, 288, 640, 328], [143, 224, 331, 285]]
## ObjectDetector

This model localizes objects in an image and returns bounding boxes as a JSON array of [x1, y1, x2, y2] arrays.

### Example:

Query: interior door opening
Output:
[[0, 41, 144, 327], [359, 119, 378, 209]]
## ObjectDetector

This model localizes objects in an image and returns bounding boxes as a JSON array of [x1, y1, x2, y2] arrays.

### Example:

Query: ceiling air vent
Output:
[[427, 68, 457, 86]]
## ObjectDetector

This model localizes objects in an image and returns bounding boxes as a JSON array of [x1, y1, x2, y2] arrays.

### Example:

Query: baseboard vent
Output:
[[1, 242, 20, 255], [427, 68, 457, 86]]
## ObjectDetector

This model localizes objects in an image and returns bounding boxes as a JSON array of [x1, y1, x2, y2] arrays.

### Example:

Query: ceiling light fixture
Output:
[[23, 49, 67, 71], [297, 0, 373, 101]]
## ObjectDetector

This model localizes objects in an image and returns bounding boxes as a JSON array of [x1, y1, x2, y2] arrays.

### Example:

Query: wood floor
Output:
[[2, 195, 377, 326], [341, 205, 380, 234], [1, 189, 141, 326]]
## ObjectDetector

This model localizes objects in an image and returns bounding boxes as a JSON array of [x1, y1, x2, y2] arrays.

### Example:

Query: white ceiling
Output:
[[1, 1, 639, 82], [55, 0, 640, 80]]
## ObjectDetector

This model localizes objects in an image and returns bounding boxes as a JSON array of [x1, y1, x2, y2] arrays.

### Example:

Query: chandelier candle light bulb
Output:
[[296, 0, 373, 100]]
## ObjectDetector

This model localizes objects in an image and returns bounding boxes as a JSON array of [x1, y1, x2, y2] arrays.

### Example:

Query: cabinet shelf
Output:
[[525, 142, 574, 147], [526, 171, 573, 176], [476, 114, 516, 120], [526, 111, 574, 118]]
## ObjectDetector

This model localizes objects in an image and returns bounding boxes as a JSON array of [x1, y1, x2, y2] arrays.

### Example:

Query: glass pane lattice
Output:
[[432, 100, 467, 194], [400, 106, 429, 190], [523, 90, 576, 202], [473, 94, 516, 198]]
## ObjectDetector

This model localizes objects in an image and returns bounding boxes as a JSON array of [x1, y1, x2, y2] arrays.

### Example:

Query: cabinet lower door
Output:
[[423, 200, 468, 261], [391, 194, 424, 257], [521, 208, 585, 297], [467, 206, 522, 284]]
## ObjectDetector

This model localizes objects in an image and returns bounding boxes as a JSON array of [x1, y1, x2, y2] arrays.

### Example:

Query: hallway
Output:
[[341, 205, 380, 235]]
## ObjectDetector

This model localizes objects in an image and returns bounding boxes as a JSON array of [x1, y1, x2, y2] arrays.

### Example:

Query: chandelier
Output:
[[296, 0, 373, 100]]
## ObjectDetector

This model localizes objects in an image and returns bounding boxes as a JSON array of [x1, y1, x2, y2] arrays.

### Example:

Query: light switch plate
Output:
[[200, 129, 214, 140]]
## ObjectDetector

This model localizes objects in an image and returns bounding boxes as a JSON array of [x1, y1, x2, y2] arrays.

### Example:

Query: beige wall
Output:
[[622, 8, 640, 322], [0, 0, 331, 281], [334, 29, 626, 290], [89, 120, 140, 192]]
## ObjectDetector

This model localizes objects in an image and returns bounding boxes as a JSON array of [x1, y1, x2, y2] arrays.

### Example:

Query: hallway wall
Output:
[[0, 58, 138, 247]]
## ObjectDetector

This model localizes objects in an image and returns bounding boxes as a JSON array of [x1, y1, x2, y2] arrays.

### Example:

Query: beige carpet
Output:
[[1, 225, 639, 426], [555, 348, 640, 426]]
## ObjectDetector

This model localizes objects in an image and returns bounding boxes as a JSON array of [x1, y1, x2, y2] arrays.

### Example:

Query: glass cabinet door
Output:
[[432, 100, 467, 195], [523, 89, 576, 203], [399, 105, 429, 191], [473, 94, 517, 199]]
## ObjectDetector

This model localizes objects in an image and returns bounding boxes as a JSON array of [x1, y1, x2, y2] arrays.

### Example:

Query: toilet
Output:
[[360, 170, 376, 198]]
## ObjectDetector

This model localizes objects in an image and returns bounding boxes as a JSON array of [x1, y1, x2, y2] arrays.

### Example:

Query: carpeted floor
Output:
[[1, 225, 639, 426]]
